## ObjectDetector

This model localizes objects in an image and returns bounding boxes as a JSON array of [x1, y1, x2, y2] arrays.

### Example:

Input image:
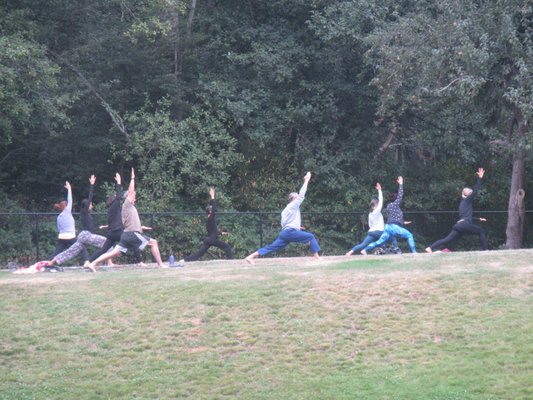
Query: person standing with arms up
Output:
[[49, 181, 88, 262], [361, 176, 417, 254], [245, 172, 321, 264], [87, 168, 165, 271], [179, 186, 234, 264], [345, 182, 389, 255], [425, 168, 487, 253]]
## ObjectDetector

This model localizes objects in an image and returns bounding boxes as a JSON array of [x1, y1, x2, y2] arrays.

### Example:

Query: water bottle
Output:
[[169, 255, 175, 267]]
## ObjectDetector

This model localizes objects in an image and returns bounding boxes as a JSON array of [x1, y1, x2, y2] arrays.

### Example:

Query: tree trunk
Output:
[[505, 157, 525, 249], [505, 107, 528, 249]]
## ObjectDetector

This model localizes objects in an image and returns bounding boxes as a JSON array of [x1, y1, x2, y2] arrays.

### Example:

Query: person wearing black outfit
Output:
[[179, 187, 234, 263], [425, 168, 487, 252], [88, 173, 125, 263]]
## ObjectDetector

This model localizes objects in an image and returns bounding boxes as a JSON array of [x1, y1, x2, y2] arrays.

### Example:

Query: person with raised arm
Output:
[[245, 172, 321, 264], [179, 186, 233, 264], [87, 168, 165, 271], [346, 182, 387, 255], [49, 181, 89, 263], [360, 176, 417, 254], [425, 168, 487, 253], [45, 175, 110, 267], [87, 173, 126, 263]]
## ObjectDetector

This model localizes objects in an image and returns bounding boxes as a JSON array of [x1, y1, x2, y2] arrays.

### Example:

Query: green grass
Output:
[[0, 250, 532, 399]]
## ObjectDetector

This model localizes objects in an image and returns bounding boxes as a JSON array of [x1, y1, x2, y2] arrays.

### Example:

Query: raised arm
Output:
[[87, 174, 96, 205], [127, 168, 135, 202], [393, 176, 404, 204], [114, 172, 123, 199], [64, 181, 73, 212], [374, 182, 383, 213]]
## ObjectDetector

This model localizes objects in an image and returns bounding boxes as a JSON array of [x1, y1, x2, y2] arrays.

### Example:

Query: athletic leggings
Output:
[[364, 224, 417, 253], [53, 231, 106, 265], [428, 221, 487, 251], [50, 238, 79, 259], [89, 230, 123, 262], [184, 236, 234, 262]]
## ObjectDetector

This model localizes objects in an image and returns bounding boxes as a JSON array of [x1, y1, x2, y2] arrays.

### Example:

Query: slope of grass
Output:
[[0, 250, 531, 399]]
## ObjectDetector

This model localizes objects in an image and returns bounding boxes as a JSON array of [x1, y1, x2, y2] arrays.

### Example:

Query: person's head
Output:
[[288, 192, 298, 202], [369, 197, 379, 211], [81, 199, 93, 211], [106, 194, 117, 208], [53, 200, 67, 211], [462, 187, 473, 199], [388, 192, 397, 202]]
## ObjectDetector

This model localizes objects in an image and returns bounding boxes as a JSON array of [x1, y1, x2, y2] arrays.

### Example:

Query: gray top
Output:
[[368, 189, 384, 232], [122, 198, 142, 232], [57, 189, 75, 239], [281, 181, 308, 230]]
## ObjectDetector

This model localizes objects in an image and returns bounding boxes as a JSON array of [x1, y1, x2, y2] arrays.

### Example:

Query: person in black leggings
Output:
[[425, 168, 487, 253], [88, 173, 125, 263], [179, 186, 234, 263]]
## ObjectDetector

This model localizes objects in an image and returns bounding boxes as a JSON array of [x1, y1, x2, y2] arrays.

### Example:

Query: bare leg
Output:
[[88, 248, 121, 272], [148, 239, 164, 267], [245, 251, 259, 265]]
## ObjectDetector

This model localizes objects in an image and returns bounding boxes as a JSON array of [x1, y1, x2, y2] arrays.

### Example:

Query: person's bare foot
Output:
[[86, 263, 96, 273], [312, 253, 320, 261], [245, 255, 256, 265], [425, 247, 433, 253], [360, 250, 367, 256], [345, 251, 354, 256]]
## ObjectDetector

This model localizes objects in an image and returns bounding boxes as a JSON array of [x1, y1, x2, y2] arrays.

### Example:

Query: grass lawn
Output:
[[0, 250, 531, 399]]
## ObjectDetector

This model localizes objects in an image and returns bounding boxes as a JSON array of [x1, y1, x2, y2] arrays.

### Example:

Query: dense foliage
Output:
[[0, 0, 531, 251]]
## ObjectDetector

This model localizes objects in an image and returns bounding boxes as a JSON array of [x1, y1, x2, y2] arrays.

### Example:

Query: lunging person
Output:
[[245, 172, 320, 264]]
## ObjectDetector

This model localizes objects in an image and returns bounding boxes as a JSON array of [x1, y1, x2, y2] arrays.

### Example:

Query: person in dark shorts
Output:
[[425, 168, 487, 253], [87, 168, 165, 271], [179, 186, 233, 264]]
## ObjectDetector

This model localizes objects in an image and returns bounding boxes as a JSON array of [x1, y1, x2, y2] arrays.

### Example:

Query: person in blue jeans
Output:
[[346, 182, 398, 255], [361, 176, 417, 254], [245, 172, 321, 264]]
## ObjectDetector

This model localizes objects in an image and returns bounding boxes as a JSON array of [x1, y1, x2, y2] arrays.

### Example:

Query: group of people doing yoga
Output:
[[34, 168, 233, 273], [15, 167, 487, 273]]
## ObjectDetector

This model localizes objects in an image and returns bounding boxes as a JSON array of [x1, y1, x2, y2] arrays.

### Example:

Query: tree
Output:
[[362, 0, 533, 247]]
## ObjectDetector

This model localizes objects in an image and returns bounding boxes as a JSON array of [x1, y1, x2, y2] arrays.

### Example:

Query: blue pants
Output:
[[258, 228, 321, 256], [364, 224, 416, 253], [351, 230, 399, 252]]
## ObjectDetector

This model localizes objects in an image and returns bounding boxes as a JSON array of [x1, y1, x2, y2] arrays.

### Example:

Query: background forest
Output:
[[0, 0, 532, 258]]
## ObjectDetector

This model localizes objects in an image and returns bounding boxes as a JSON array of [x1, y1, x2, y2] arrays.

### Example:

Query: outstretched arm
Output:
[[64, 181, 73, 212], [87, 174, 96, 206], [114, 172, 123, 199], [394, 176, 404, 204], [127, 168, 135, 202], [472, 167, 485, 196]]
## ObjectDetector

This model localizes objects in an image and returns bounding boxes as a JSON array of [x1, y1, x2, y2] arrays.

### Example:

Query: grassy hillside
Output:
[[0, 251, 531, 399]]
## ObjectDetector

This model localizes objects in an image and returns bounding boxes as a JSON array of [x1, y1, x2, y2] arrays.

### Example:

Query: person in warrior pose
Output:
[[45, 175, 111, 267], [245, 172, 321, 264], [425, 168, 487, 253], [87, 168, 165, 271], [361, 176, 417, 254], [346, 182, 398, 255], [48, 181, 88, 264], [179, 186, 234, 264], [88, 173, 126, 263]]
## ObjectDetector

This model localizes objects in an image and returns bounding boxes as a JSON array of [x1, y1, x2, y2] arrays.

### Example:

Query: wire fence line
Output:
[[1, 210, 532, 266]]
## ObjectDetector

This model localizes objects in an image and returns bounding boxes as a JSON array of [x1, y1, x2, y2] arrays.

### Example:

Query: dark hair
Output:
[[388, 192, 397, 202], [106, 194, 117, 208], [53, 200, 67, 211]]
